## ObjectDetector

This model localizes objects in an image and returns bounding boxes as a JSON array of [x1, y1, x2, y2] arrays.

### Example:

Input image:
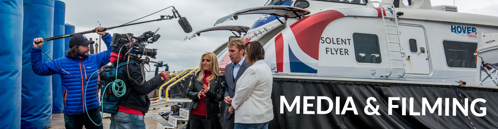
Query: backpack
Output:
[[99, 60, 134, 114]]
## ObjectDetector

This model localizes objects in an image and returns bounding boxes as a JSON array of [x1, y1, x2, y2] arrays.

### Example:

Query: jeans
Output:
[[234, 122, 269, 129], [64, 108, 103, 129], [110, 111, 146, 129]]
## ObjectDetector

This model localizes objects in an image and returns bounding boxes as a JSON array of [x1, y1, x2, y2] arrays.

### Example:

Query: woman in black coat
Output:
[[187, 52, 225, 129]]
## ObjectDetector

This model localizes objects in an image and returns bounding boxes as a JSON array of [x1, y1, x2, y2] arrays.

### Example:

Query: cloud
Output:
[[62, 0, 267, 74], [429, 0, 498, 17]]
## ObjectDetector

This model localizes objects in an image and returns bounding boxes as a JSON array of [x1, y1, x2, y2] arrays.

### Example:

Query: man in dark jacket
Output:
[[222, 38, 250, 129], [31, 27, 111, 129], [109, 35, 170, 129]]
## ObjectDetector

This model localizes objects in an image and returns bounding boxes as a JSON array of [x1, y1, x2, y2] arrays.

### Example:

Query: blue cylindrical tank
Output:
[[22, 0, 55, 128], [52, 0, 65, 114], [0, 0, 23, 128], [64, 24, 75, 51]]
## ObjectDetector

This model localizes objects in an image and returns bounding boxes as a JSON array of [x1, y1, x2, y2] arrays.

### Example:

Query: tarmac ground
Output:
[[49, 102, 174, 129]]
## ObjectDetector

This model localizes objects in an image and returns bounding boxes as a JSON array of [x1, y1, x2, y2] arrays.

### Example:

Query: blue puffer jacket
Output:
[[31, 33, 112, 115]]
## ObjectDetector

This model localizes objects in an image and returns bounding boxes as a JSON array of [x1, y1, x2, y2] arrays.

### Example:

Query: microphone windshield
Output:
[[178, 17, 192, 33]]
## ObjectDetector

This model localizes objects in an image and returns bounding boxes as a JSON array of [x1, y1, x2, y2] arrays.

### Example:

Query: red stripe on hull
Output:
[[275, 33, 284, 72], [289, 10, 346, 60]]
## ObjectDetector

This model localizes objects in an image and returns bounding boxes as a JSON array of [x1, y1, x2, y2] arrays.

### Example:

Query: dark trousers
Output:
[[223, 113, 235, 129], [63, 108, 103, 129], [188, 113, 222, 129]]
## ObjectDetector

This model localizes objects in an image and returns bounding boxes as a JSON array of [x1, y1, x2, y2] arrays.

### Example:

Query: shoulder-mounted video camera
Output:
[[110, 31, 161, 60]]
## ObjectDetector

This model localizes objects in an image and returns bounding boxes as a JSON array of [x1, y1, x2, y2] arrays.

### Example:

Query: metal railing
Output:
[[158, 67, 199, 102]]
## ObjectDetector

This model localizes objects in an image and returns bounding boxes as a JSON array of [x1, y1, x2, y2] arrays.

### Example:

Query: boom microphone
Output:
[[178, 17, 192, 33]]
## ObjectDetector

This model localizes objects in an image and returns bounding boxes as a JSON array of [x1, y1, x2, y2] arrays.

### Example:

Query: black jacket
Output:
[[187, 72, 226, 117], [118, 62, 165, 113]]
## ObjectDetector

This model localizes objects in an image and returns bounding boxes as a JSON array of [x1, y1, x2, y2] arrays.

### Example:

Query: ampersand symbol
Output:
[[364, 97, 380, 115]]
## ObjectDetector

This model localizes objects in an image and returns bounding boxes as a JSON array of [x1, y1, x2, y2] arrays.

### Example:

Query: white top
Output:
[[232, 60, 274, 124]]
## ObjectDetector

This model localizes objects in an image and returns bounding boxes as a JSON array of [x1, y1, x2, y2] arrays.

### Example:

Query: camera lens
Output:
[[144, 48, 157, 59], [135, 44, 157, 59]]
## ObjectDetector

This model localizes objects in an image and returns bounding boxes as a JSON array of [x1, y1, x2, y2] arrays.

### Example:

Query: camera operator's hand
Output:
[[95, 27, 106, 36], [33, 38, 44, 48], [160, 71, 170, 81]]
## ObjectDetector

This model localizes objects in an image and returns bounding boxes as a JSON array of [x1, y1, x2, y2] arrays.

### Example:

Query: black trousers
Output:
[[188, 114, 222, 129], [223, 113, 235, 129], [63, 108, 103, 129]]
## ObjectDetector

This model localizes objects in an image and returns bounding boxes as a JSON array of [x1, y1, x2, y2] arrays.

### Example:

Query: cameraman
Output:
[[109, 34, 170, 129], [31, 27, 111, 129]]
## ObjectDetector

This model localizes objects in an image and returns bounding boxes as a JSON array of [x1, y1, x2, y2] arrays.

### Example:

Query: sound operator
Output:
[[31, 27, 111, 129]]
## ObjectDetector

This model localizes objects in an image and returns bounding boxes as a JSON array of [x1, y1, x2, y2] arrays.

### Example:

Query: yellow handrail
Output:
[[163, 67, 199, 102], [158, 67, 199, 101], [158, 69, 192, 100]]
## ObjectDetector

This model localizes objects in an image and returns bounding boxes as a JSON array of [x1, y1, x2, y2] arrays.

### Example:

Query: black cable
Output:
[[121, 6, 174, 25], [126, 53, 145, 86], [145, 63, 152, 72]]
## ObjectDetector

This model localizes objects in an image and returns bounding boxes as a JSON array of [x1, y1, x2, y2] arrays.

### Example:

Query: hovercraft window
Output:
[[268, 0, 293, 5], [409, 39, 417, 52], [443, 41, 477, 68], [353, 33, 382, 63], [313, 0, 368, 5]]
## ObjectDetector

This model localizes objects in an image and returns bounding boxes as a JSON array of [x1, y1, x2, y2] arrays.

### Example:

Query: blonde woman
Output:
[[186, 52, 225, 129]]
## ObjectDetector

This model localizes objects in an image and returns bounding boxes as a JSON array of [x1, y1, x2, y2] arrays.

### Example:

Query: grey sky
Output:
[[60, 0, 498, 76], [63, 0, 266, 74]]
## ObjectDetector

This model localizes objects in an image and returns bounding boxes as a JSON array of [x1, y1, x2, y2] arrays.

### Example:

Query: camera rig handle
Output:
[[137, 57, 169, 75], [154, 61, 169, 75]]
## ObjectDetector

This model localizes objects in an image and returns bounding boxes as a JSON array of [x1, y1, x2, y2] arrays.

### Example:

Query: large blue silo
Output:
[[64, 24, 75, 51], [0, 0, 23, 128], [22, 0, 55, 128], [52, 0, 65, 114]]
